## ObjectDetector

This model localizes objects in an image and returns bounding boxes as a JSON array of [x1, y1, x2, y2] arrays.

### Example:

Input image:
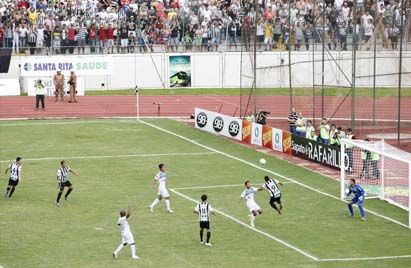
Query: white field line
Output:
[[173, 182, 295, 190], [319, 255, 411, 262], [170, 188, 319, 261], [0, 152, 217, 163], [140, 120, 409, 229]]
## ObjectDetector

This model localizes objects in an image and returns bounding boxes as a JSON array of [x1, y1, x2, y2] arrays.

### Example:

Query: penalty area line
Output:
[[140, 120, 409, 229], [173, 182, 296, 190], [170, 188, 319, 261], [318, 255, 411, 262]]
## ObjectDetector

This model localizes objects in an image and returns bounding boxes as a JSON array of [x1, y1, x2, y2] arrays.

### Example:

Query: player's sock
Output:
[[9, 187, 15, 197], [150, 198, 160, 208], [206, 231, 211, 243], [57, 192, 62, 202], [5, 187, 10, 197], [358, 205, 365, 218], [200, 229, 204, 242], [347, 204, 354, 216], [165, 200, 171, 211], [130, 244, 137, 257], [65, 189, 73, 199], [114, 243, 124, 255]]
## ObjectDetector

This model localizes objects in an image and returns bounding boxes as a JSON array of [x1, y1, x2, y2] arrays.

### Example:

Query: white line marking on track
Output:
[[0, 120, 110, 126], [173, 182, 295, 190], [170, 188, 319, 261], [140, 120, 409, 229], [0, 152, 217, 163]]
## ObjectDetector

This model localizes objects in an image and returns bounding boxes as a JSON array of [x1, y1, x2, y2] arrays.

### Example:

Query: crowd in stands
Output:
[[0, 0, 410, 55], [287, 107, 353, 147]]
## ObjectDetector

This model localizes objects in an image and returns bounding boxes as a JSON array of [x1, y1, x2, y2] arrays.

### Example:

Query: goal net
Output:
[[340, 139, 411, 228]]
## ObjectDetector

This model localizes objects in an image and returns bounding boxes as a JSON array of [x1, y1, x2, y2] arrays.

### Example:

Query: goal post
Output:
[[340, 138, 411, 228]]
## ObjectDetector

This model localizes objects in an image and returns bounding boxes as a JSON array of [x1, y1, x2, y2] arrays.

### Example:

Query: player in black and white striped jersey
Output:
[[55, 160, 78, 207], [258, 176, 284, 215], [4, 157, 23, 198], [194, 194, 216, 246]]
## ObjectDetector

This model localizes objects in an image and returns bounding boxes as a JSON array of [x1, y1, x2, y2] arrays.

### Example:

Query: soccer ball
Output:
[[259, 158, 266, 165], [345, 188, 350, 195]]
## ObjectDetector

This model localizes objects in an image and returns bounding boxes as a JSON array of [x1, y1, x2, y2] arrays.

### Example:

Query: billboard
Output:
[[262, 125, 273, 149], [21, 56, 113, 76], [291, 134, 341, 169], [169, 55, 191, 87], [194, 108, 242, 141], [272, 128, 283, 152]]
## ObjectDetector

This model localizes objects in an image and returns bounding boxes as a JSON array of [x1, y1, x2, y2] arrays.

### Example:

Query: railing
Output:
[[2, 37, 411, 56]]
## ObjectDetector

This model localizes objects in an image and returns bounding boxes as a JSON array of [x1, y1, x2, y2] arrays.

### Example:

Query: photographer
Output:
[[256, 110, 269, 125], [34, 79, 46, 111]]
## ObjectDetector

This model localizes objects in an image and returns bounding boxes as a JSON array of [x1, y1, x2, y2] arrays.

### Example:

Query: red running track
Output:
[[0, 95, 411, 119]]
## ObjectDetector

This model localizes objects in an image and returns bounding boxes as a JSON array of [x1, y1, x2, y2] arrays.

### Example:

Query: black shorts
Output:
[[8, 178, 19, 186], [199, 221, 210, 230], [59, 180, 72, 190], [270, 195, 281, 204]]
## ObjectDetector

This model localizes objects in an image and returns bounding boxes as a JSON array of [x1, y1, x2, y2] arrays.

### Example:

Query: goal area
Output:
[[340, 139, 411, 228]]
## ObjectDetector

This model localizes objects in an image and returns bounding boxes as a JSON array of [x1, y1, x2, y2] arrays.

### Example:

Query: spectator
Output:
[[329, 124, 338, 146], [67, 24, 76, 54], [264, 19, 273, 51], [88, 23, 98, 53], [318, 118, 330, 144], [0, 24, 4, 48], [27, 24, 36, 55], [295, 112, 306, 137], [77, 24, 88, 54], [287, 107, 298, 134], [388, 23, 399, 50], [305, 120, 315, 139], [307, 129, 318, 141], [345, 128, 355, 173], [360, 139, 371, 179], [371, 149, 380, 180], [12, 25, 19, 53]]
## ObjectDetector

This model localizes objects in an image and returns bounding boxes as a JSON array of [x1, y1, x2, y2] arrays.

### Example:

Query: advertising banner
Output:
[[262, 125, 273, 149], [242, 120, 252, 144], [282, 131, 292, 155], [251, 123, 263, 146], [272, 128, 283, 152], [291, 134, 341, 169], [0, 79, 20, 96], [169, 55, 191, 87], [21, 56, 113, 76], [27, 77, 84, 96], [194, 108, 242, 141]]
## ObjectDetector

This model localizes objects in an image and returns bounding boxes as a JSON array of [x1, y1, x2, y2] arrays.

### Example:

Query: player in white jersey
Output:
[[4, 157, 23, 198], [149, 163, 173, 213], [55, 160, 78, 207], [194, 194, 216, 246], [258, 175, 284, 215], [240, 181, 262, 227], [113, 207, 140, 259]]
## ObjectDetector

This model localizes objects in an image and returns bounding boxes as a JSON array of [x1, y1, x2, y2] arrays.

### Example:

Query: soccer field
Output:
[[0, 119, 410, 268]]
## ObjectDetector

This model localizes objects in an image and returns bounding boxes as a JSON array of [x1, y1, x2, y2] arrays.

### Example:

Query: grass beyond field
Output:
[[0, 119, 410, 268]]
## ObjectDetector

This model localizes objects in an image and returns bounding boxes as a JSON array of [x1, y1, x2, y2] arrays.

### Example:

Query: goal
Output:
[[340, 139, 411, 228]]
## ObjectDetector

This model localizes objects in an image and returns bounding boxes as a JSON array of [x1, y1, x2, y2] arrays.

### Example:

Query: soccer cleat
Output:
[[361, 217, 366, 221], [250, 221, 255, 228], [4, 192, 9, 198], [168, 209, 174, 213], [200, 241, 204, 245], [205, 243, 212, 247], [56, 201, 60, 207], [132, 256, 140, 259], [112, 252, 117, 259], [277, 208, 282, 215], [64, 196, 68, 201], [149, 206, 153, 212]]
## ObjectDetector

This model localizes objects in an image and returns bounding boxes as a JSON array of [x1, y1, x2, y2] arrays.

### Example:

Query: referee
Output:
[[194, 194, 216, 246]]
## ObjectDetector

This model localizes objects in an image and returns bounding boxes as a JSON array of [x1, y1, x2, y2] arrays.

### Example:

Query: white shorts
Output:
[[264, 37, 273, 44], [121, 231, 135, 244], [247, 200, 261, 212], [158, 185, 170, 198]]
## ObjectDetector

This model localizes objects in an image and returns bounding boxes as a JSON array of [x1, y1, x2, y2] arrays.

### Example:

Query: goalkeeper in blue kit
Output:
[[346, 179, 366, 221]]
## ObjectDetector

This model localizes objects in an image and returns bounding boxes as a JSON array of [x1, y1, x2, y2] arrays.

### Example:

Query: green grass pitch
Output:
[[0, 119, 410, 268]]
